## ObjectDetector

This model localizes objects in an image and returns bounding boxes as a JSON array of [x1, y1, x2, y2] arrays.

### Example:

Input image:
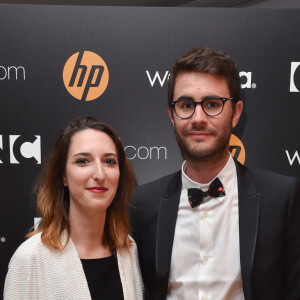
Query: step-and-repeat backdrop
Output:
[[0, 4, 300, 292]]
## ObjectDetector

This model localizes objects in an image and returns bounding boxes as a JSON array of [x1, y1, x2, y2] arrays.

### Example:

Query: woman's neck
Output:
[[69, 206, 111, 259]]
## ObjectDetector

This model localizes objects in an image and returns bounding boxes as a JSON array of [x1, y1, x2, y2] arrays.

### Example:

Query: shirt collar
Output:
[[181, 153, 237, 202]]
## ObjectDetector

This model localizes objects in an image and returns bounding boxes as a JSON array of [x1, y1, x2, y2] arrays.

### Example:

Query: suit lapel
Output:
[[236, 161, 260, 300], [156, 171, 182, 278]]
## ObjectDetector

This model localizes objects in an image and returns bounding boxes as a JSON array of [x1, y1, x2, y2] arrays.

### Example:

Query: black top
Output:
[[81, 254, 124, 300]]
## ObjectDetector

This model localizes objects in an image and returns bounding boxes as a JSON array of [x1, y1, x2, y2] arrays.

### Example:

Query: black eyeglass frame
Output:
[[171, 96, 235, 119]]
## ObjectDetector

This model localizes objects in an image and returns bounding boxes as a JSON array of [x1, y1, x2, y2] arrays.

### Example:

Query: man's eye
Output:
[[206, 99, 221, 108], [207, 101, 217, 108], [183, 103, 193, 109], [179, 101, 194, 109]]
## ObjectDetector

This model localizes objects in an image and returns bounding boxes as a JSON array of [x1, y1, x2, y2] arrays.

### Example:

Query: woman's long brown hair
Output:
[[27, 116, 135, 251]]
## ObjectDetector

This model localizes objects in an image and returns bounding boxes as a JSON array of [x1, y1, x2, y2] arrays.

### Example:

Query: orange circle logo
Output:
[[63, 51, 109, 101], [229, 134, 246, 164]]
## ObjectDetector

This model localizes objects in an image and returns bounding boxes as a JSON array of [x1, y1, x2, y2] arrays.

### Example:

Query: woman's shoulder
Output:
[[128, 235, 136, 246], [9, 232, 44, 266], [116, 235, 137, 258], [116, 235, 144, 299]]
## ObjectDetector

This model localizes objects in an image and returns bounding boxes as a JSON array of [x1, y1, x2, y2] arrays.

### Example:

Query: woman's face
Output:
[[64, 129, 120, 215]]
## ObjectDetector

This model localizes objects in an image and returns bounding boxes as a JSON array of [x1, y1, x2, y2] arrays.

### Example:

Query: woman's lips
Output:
[[86, 187, 108, 193]]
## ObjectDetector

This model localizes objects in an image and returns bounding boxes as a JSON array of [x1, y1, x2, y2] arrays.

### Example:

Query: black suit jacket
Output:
[[130, 161, 300, 300]]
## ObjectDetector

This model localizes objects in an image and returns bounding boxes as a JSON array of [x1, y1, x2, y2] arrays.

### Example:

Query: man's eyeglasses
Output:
[[171, 96, 234, 119]]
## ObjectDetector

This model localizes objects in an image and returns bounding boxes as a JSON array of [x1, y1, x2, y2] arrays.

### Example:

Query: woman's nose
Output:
[[92, 163, 105, 181]]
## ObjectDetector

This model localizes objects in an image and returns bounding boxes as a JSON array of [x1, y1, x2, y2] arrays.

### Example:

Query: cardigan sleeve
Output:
[[117, 237, 144, 300], [4, 234, 42, 300], [4, 233, 92, 300], [131, 238, 144, 299]]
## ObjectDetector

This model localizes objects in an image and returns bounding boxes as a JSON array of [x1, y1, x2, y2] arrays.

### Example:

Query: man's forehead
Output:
[[174, 72, 230, 96]]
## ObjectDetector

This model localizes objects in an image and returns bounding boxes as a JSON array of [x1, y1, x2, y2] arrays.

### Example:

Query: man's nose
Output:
[[190, 103, 208, 124]]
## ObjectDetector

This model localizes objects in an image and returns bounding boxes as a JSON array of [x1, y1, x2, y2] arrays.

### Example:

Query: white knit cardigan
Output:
[[4, 233, 144, 300]]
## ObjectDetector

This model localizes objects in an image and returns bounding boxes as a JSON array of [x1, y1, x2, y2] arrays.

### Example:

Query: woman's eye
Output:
[[105, 158, 118, 165], [75, 158, 88, 165]]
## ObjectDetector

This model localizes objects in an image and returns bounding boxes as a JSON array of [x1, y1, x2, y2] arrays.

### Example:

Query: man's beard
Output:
[[174, 123, 232, 163]]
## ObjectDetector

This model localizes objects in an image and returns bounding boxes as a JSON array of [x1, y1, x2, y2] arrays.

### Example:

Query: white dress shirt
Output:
[[167, 154, 245, 300]]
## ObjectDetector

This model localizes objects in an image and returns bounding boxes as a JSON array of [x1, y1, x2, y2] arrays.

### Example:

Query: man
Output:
[[130, 47, 300, 300]]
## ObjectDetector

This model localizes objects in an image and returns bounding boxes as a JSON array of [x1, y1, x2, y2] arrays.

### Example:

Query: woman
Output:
[[4, 116, 143, 300]]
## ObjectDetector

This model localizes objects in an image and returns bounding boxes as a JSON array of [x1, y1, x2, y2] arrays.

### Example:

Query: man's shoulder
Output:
[[237, 161, 298, 189], [132, 170, 181, 205], [131, 170, 181, 218], [135, 170, 181, 193]]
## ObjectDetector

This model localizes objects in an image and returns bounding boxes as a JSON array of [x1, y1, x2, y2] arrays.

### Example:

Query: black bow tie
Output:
[[187, 177, 225, 208]]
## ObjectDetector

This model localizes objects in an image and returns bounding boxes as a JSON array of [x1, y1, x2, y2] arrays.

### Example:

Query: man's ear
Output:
[[168, 107, 174, 126], [232, 101, 243, 128]]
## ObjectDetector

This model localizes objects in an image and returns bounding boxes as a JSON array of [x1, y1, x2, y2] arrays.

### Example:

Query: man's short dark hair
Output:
[[168, 47, 241, 108]]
